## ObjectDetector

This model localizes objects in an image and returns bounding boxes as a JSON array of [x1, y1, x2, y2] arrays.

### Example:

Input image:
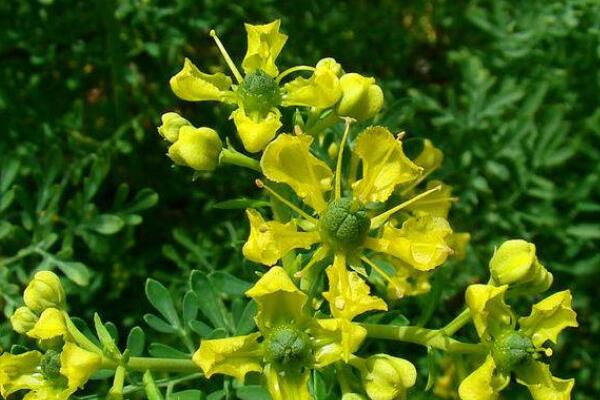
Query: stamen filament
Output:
[[276, 65, 316, 84], [335, 118, 353, 200], [295, 246, 329, 278], [361, 255, 404, 296], [370, 185, 442, 228], [209, 29, 243, 83], [399, 168, 436, 197], [256, 179, 318, 223]]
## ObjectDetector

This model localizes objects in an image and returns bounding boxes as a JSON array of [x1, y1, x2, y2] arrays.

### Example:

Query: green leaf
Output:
[[236, 386, 270, 400], [144, 314, 178, 334], [126, 188, 159, 213], [171, 390, 206, 400], [94, 313, 120, 356], [148, 343, 189, 359], [126, 326, 145, 356], [189, 271, 231, 331], [189, 320, 212, 337], [55, 260, 91, 286], [85, 214, 125, 235], [182, 291, 199, 326], [210, 271, 252, 297], [235, 300, 257, 335], [145, 279, 181, 328], [566, 224, 600, 239]]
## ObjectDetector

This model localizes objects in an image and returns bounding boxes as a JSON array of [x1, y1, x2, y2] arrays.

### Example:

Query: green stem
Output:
[[441, 309, 471, 336], [143, 371, 165, 400], [219, 148, 261, 172], [127, 357, 199, 373], [360, 323, 486, 354]]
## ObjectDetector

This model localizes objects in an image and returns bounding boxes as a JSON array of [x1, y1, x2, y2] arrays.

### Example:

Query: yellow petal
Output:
[[323, 255, 387, 321], [458, 355, 509, 400], [518, 290, 578, 348], [352, 126, 422, 203], [516, 361, 574, 400], [157, 112, 192, 143], [405, 181, 454, 218], [242, 209, 320, 266], [169, 58, 233, 101], [10, 306, 38, 334], [193, 333, 262, 382], [167, 126, 222, 171], [242, 20, 288, 77], [413, 139, 443, 175], [26, 308, 69, 341], [261, 134, 333, 212], [264, 364, 311, 400], [60, 342, 102, 389], [368, 216, 453, 271], [385, 258, 432, 299], [282, 58, 343, 109], [465, 284, 514, 341], [337, 73, 384, 121], [489, 240, 553, 292], [312, 318, 367, 366], [361, 354, 417, 400], [231, 108, 282, 153], [448, 232, 471, 261], [23, 384, 74, 400], [0, 351, 44, 397], [245, 266, 309, 332], [24, 270, 66, 313]]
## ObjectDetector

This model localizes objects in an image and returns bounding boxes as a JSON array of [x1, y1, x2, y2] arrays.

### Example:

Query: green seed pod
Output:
[[264, 325, 312, 371], [319, 198, 370, 252], [491, 331, 534, 372], [238, 69, 281, 116], [40, 349, 63, 380]]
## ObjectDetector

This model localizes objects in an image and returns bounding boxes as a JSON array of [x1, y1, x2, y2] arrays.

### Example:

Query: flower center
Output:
[[319, 198, 371, 252], [41, 349, 62, 380], [491, 331, 534, 372], [238, 69, 281, 116], [264, 325, 312, 371]]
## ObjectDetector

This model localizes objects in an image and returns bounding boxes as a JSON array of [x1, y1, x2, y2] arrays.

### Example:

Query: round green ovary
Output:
[[492, 331, 535, 372], [264, 326, 312, 370], [40, 349, 62, 380], [238, 69, 281, 115], [319, 198, 371, 251]]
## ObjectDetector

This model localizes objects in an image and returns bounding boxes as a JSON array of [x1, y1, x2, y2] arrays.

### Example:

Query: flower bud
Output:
[[360, 354, 417, 400], [157, 112, 191, 143], [489, 240, 553, 293], [23, 271, 66, 313], [10, 307, 39, 334], [337, 73, 384, 121], [168, 126, 223, 171]]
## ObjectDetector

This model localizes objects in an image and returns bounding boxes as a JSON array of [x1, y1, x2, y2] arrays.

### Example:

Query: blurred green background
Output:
[[1, 0, 598, 398]]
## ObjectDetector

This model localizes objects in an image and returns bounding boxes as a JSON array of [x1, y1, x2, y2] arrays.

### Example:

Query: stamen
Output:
[[276, 65, 316, 84], [295, 246, 329, 278], [370, 185, 442, 229], [335, 118, 353, 200], [255, 179, 318, 223], [399, 168, 436, 197], [361, 255, 404, 296], [209, 29, 243, 83]]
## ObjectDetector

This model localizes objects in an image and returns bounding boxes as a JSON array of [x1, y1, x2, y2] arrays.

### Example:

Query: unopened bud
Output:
[[337, 73, 384, 121], [10, 306, 38, 334], [361, 354, 417, 400], [157, 112, 191, 143], [23, 271, 66, 313], [168, 126, 222, 171]]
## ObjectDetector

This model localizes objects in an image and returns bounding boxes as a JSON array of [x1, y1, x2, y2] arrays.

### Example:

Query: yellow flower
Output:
[[244, 126, 458, 301], [282, 58, 343, 109], [336, 73, 384, 121], [193, 266, 372, 399], [24, 271, 66, 313], [10, 306, 38, 334], [169, 58, 233, 102], [167, 126, 223, 171], [231, 107, 282, 153], [0, 343, 101, 400], [489, 240, 553, 293], [242, 20, 288, 77], [459, 285, 578, 400]]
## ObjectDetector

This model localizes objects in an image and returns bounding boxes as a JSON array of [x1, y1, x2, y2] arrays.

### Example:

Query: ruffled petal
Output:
[[264, 364, 311, 400], [0, 351, 44, 397], [518, 290, 578, 348], [242, 20, 288, 77], [367, 216, 453, 271], [231, 108, 282, 153], [169, 58, 232, 101], [261, 134, 333, 212], [193, 333, 263, 381], [465, 284, 514, 342], [405, 181, 454, 219], [60, 342, 102, 390], [245, 266, 309, 332], [352, 126, 421, 204], [458, 355, 509, 400], [323, 255, 387, 320], [413, 139, 443, 175], [242, 209, 320, 266], [516, 361, 574, 400], [26, 308, 69, 341], [312, 318, 367, 366], [282, 58, 343, 109]]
